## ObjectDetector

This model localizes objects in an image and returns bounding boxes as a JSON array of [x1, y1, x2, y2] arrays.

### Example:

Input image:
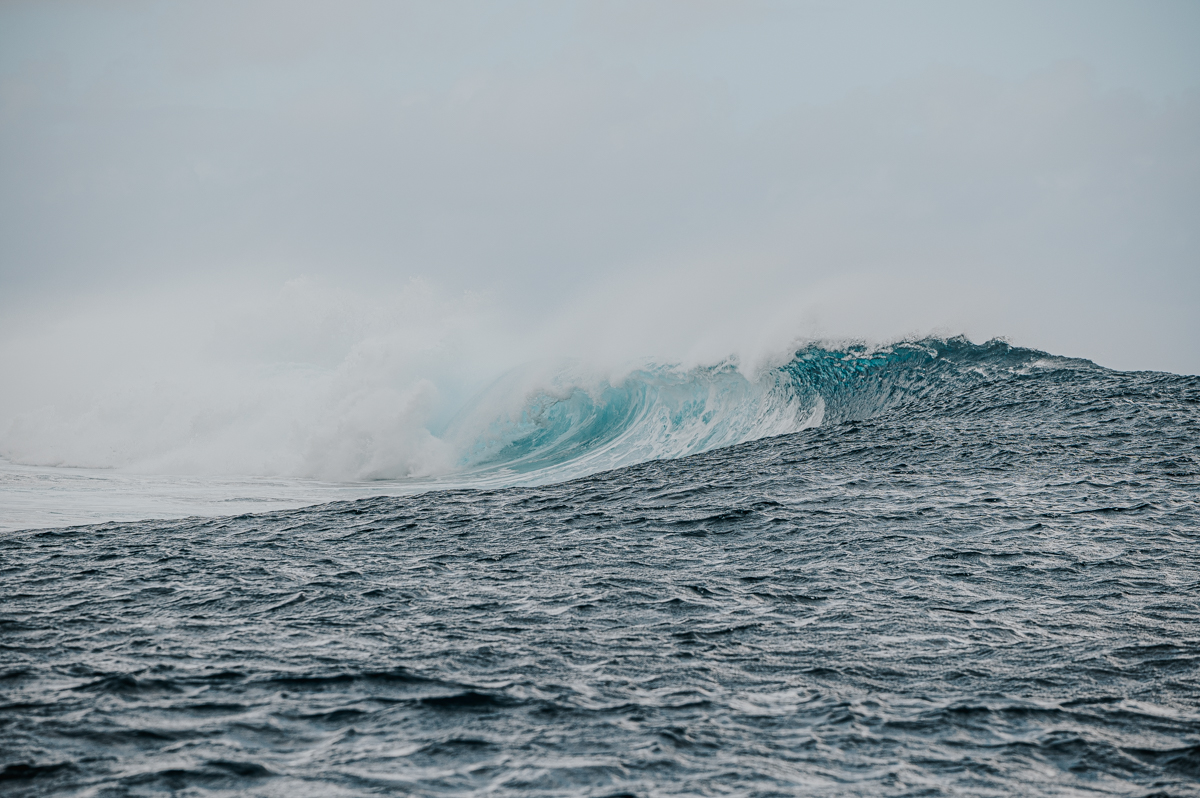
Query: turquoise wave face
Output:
[[445, 337, 1091, 484], [448, 361, 817, 480]]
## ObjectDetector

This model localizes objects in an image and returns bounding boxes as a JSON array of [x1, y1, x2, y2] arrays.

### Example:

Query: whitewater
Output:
[[2, 336, 1199, 796]]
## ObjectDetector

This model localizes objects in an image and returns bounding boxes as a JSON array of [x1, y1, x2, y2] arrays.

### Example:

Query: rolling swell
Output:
[[2, 340, 1198, 796]]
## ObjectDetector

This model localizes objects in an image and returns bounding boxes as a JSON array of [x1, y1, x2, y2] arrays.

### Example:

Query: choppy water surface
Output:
[[3, 340, 1199, 796]]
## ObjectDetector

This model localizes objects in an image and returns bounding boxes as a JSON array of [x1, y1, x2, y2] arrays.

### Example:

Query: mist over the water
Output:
[[1, 1, 1198, 482]]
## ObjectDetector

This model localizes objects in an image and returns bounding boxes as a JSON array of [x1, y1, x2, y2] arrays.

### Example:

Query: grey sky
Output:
[[0, 1, 1198, 476], [3, 4, 1197, 339]]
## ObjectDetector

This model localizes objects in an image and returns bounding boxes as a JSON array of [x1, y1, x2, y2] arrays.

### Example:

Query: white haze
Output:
[[1, 1, 1198, 482]]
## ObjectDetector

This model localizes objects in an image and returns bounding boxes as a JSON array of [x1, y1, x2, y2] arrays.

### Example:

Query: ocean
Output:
[[2, 338, 1198, 796]]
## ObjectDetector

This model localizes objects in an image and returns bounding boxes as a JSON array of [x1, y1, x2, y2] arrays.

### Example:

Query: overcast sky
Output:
[[1, 0, 1198, 475]]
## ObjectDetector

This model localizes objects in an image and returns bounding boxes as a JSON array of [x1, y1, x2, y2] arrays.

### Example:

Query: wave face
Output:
[[446, 337, 1075, 484], [3, 343, 1198, 797], [447, 360, 819, 481]]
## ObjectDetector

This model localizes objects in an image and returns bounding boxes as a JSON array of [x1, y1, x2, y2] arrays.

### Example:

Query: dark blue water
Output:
[[3, 340, 1199, 796]]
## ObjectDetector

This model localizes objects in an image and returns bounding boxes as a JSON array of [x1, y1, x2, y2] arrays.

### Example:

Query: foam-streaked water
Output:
[[2, 339, 1199, 796]]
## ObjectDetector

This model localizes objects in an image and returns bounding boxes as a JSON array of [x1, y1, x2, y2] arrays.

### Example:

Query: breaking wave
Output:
[[0, 321, 1094, 490], [445, 336, 1086, 485]]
